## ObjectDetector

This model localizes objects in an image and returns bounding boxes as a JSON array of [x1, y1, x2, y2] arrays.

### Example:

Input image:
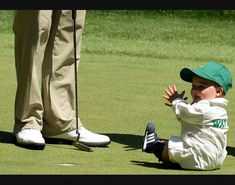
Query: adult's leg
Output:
[[13, 10, 52, 134], [41, 10, 110, 147], [41, 10, 86, 136]]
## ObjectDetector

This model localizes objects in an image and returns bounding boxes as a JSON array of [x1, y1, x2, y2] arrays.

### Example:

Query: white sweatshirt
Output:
[[168, 97, 228, 170]]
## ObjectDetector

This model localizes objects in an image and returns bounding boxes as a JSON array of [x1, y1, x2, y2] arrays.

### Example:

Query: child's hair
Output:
[[179, 61, 233, 95]]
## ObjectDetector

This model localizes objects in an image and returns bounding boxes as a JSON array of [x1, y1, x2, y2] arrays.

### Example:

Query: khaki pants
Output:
[[13, 10, 86, 136]]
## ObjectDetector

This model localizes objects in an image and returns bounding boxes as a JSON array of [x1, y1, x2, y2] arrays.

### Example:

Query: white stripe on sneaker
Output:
[[147, 138, 155, 143], [147, 133, 154, 138], [147, 135, 155, 140], [142, 131, 148, 150], [147, 133, 156, 144]]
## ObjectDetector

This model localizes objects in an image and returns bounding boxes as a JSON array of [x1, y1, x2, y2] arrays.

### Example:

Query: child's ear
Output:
[[216, 87, 224, 96]]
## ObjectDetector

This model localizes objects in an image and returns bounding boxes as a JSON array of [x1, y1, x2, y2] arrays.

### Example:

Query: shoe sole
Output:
[[14, 136, 45, 150], [80, 140, 111, 147], [15, 142, 45, 150], [45, 137, 111, 147], [44, 137, 73, 144]]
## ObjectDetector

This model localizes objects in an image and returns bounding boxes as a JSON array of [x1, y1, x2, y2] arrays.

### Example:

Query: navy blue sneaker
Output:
[[142, 122, 160, 153]]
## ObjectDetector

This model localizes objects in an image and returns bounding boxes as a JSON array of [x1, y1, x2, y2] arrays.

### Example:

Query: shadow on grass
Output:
[[226, 146, 235, 156], [0, 130, 15, 143], [104, 133, 167, 151], [131, 160, 183, 170], [105, 133, 143, 151]]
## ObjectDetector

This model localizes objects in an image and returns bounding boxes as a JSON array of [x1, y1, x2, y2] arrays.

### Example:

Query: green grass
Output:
[[0, 10, 235, 174]]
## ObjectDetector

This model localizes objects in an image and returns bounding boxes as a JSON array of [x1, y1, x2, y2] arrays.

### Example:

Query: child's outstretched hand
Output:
[[163, 84, 188, 107]]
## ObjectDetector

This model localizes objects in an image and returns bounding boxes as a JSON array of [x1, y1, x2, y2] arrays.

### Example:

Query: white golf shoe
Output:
[[15, 128, 45, 149], [47, 127, 111, 147]]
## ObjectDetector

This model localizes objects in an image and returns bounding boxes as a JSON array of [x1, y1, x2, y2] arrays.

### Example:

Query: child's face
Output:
[[191, 75, 223, 103]]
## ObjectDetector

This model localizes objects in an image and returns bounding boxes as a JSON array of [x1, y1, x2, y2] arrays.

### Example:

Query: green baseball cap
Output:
[[180, 61, 233, 95]]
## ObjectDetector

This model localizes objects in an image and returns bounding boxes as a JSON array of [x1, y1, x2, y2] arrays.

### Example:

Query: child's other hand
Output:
[[163, 84, 188, 107]]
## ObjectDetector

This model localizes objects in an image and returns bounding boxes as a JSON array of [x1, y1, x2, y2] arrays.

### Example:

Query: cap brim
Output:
[[180, 68, 195, 82]]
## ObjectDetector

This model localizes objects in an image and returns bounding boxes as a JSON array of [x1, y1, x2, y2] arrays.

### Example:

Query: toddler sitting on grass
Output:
[[142, 61, 232, 170]]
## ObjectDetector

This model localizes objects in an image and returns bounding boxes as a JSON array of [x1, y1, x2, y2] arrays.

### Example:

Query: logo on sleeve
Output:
[[212, 119, 227, 128]]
